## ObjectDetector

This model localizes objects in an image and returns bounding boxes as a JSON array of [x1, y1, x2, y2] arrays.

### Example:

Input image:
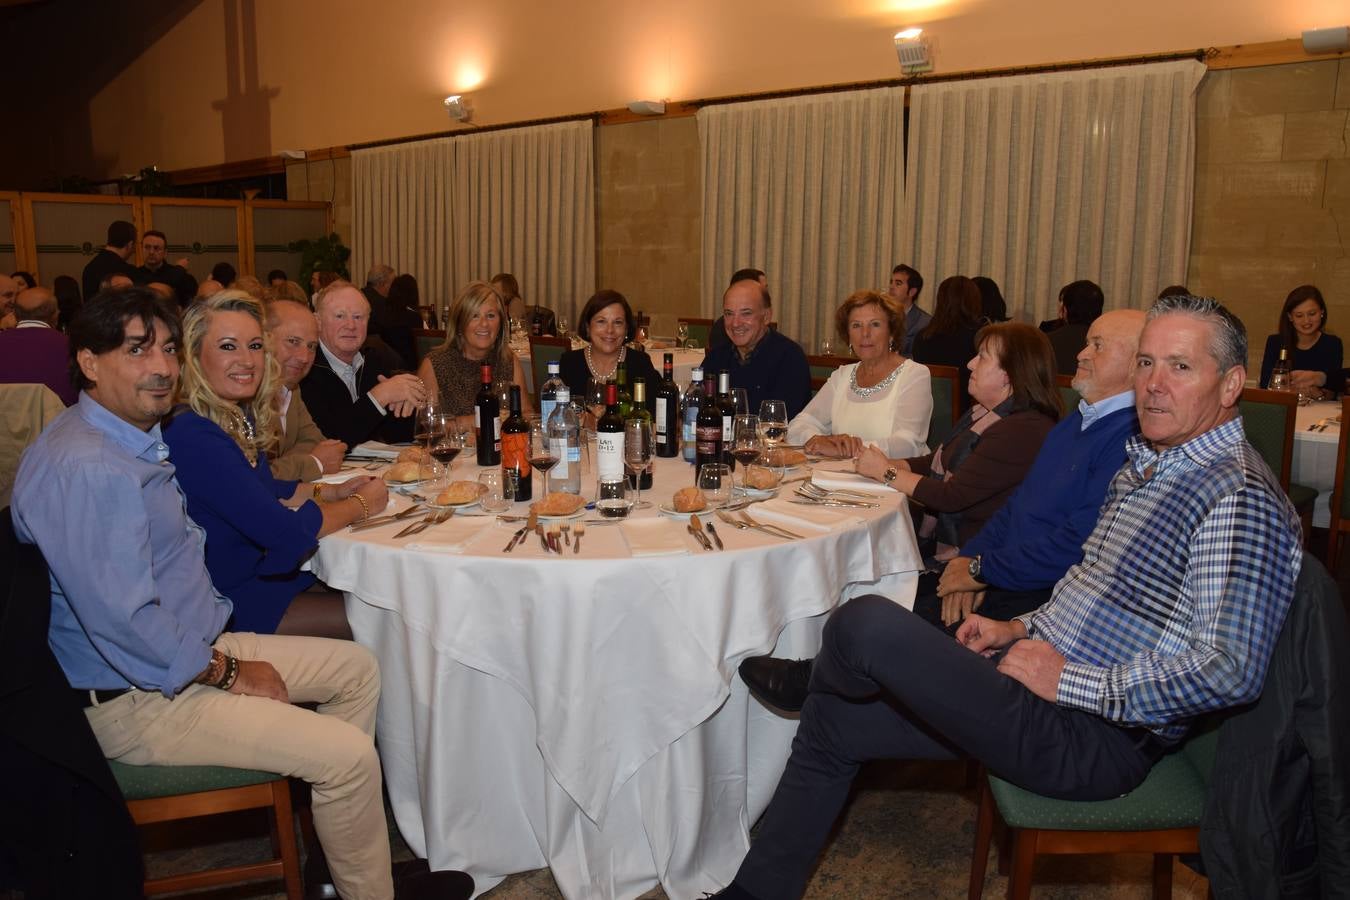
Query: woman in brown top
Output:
[[416, 280, 530, 433], [857, 321, 1059, 559]]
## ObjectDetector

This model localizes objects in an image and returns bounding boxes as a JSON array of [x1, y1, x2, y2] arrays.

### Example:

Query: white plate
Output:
[[734, 484, 780, 499], [387, 479, 433, 494], [427, 497, 481, 511], [534, 507, 587, 521], [657, 503, 714, 521]]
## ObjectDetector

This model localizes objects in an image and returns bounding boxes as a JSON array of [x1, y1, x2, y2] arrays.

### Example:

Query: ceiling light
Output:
[[443, 94, 473, 122], [894, 28, 933, 75], [627, 99, 666, 116]]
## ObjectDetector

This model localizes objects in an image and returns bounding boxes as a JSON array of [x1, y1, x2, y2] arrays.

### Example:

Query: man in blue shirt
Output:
[[11, 289, 471, 900], [712, 295, 1300, 900], [888, 264, 931, 357], [701, 277, 811, 418]]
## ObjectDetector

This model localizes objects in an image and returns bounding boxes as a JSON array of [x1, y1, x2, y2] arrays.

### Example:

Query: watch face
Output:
[[969, 557, 981, 579]]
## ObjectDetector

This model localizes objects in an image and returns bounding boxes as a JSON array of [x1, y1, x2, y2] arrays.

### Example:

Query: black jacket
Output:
[[80, 248, 136, 301], [1199, 553, 1350, 898], [299, 346, 414, 447]]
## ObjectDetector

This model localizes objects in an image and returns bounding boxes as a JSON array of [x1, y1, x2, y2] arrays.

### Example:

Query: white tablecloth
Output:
[[1293, 400, 1340, 528], [311, 457, 920, 899]]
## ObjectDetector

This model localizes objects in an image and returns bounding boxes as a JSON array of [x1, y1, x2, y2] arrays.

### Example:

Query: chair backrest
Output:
[[806, 353, 855, 393], [1055, 373, 1082, 412], [1238, 387, 1296, 489], [923, 364, 961, 446], [677, 317, 714, 349], [413, 329, 445, 365], [1326, 398, 1350, 562], [529, 334, 570, 404], [0, 383, 65, 509]]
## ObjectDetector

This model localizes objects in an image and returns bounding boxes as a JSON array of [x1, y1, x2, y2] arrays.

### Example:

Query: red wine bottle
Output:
[[597, 383, 626, 501], [654, 353, 680, 458], [501, 384, 531, 501], [475, 363, 500, 466], [695, 375, 722, 473]]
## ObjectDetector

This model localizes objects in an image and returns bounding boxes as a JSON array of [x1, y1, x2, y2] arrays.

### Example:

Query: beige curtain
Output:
[[902, 60, 1206, 323], [698, 88, 906, 353], [452, 120, 595, 322], [352, 120, 594, 320]]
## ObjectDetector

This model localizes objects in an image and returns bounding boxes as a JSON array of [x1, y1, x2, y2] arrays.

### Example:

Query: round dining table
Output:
[[312, 453, 921, 899]]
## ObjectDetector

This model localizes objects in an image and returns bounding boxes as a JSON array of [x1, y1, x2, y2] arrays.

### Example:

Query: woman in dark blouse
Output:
[[911, 275, 984, 408], [558, 289, 659, 402], [415, 280, 530, 435], [1258, 285, 1342, 398], [162, 291, 389, 638]]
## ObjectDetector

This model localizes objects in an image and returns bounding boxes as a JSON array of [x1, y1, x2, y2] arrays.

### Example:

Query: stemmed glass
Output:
[[624, 418, 654, 509], [676, 321, 690, 349], [428, 415, 462, 488], [557, 315, 571, 342], [415, 398, 441, 448], [758, 400, 788, 471], [529, 420, 560, 493], [730, 415, 763, 495], [731, 388, 749, 417]]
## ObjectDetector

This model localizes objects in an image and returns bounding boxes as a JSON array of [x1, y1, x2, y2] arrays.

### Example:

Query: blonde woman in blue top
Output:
[[162, 291, 388, 639]]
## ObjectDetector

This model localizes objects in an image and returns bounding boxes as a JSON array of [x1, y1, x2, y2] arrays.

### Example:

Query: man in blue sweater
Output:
[[740, 308, 1145, 710], [701, 276, 811, 418]]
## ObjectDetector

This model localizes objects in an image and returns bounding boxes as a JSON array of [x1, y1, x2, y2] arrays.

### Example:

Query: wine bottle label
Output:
[[502, 432, 530, 476], [697, 424, 721, 456], [722, 415, 732, 442], [597, 432, 625, 481], [550, 436, 569, 477], [655, 398, 668, 438]]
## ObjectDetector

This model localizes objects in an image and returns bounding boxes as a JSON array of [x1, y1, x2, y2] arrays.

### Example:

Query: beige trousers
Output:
[[84, 632, 394, 900]]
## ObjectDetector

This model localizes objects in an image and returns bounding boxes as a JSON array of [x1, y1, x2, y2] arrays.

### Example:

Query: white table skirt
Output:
[[312, 457, 920, 899], [1293, 400, 1339, 528]]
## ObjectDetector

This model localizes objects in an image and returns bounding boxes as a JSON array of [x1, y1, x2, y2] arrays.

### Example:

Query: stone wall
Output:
[[1189, 59, 1350, 372]]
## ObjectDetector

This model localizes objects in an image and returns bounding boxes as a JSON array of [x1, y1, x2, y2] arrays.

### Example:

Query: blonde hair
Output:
[[438, 280, 510, 365], [314, 278, 358, 314], [230, 274, 266, 300], [264, 280, 309, 306], [179, 290, 282, 465]]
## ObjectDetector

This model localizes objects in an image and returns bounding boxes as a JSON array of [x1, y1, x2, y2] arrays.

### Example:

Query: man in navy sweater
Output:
[[701, 277, 811, 418], [740, 308, 1146, 710]]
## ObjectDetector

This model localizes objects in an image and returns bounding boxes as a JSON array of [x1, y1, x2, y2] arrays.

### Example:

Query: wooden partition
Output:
[[4, 193, 330, 290]]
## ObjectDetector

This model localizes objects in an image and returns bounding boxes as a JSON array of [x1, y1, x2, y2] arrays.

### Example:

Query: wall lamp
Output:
[[894, 28, 933, 75], [444, 95, 473, 122], [1302, 26, 1349, 54]]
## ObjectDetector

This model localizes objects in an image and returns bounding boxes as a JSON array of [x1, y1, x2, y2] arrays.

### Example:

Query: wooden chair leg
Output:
[[968, 780, 995, 900], [1005, 829, 1036, 900], [271, 781, 304, 900], [1152, 853, 1173, 900], [997, 823, 1012, 876]]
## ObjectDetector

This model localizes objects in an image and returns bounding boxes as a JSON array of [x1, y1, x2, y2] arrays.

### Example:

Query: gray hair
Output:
[[366, 264, 395, 288], [1147, 294, 1247, 373]]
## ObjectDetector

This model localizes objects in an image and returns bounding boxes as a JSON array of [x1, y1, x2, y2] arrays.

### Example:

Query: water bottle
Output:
[[682, 366, 704, 464], [546, 387, 582, 494], [539, 360, 565, 422], [1269, 349, 1291, 392]]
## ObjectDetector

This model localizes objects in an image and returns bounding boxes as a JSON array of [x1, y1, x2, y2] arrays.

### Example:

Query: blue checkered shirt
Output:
[[1017, 417, 1301, 741]]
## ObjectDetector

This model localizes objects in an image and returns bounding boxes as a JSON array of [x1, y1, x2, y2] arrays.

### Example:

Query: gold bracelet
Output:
[[312, 483, 324, 501], [349, 492, 370, 521]]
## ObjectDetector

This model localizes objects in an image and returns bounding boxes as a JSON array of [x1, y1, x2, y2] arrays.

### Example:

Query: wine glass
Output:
[[697, 463, 732, 510], [820, 338, 834, 356], [676, 321, 690, 349], [624, 418, 654, 510], [415, 398, 441, 448], [758, 400, 788, 471], [529, 420, 560, 493], [730, 388, 749, 417], [428, 417, 464, 489], [557, 315, 571, 341], [730, 415, 762, 495]]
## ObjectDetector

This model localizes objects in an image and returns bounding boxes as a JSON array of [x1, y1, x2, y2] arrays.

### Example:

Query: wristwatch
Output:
[[968, 555, 987, 585], [883, 467, 898, 485]]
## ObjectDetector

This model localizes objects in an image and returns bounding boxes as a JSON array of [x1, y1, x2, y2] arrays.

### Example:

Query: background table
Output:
[[312, 456, 920, 899], [517, 344, 705, 395], [1293, 399, 1340, 528]]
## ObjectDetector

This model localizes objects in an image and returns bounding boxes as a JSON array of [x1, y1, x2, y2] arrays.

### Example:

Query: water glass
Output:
[[477, 470, 510, 513], [595, 474, 634, 519], [820, 338, 834, 355], [698, 463, 732, 509], [676, 322, 690, 348]]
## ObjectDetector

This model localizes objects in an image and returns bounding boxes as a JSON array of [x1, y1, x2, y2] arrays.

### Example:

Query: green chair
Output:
[[806, 353, 854, 396], [967, 728, 1217, 900], [413, 328, 445, 365], [529, 334, 570, 404], [110, 760, 302, 898], [677, 316, 714, 349], [924, 364, 961, 447], [1239, 387, 1317, 539], [1325, 396, 1350, 570], [1055, 374, 1081, 413]]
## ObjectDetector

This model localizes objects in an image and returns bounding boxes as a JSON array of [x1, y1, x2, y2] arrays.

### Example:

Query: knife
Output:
[[705, 519, 724, 550], [687, 514, 714, 550]]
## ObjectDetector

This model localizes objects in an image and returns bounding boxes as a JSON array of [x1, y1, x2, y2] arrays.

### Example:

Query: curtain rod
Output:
[[347, 111, 600, 152], [683, 48, 1211, 109]]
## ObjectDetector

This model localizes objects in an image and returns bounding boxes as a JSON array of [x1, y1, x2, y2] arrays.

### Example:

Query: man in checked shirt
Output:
[[711, 293, 1302, 900]]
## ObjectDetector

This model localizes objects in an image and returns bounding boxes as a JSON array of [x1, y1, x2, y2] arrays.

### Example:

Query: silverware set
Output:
[[1308, 417, 1338, 432], [792, 483, 879, 508], [714, 508, 803, 541], [687, 513, 715, 550], [391, 508, 454, 538], [349, 504, 425, 532]]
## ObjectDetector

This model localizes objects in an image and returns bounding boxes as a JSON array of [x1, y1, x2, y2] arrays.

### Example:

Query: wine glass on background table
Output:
[[758, 400, 788, 472], [557, 315, 571, 341], [676, 321, 689, 349], [730, 415, 762, 495], [623, 418, 654, 510]]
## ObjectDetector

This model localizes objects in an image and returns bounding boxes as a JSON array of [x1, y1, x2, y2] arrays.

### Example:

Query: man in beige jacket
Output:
[[267, 299, 347, 480]]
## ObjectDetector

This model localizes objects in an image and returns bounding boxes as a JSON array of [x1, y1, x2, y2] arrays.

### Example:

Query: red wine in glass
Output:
[[731, 448, 762, 467], [430, 443, 461, 466], [529, 454, 560, 474]]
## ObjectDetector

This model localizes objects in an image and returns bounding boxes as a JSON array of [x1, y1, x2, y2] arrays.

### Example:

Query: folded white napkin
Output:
[[750, 498, 862, 533], [403, 519, 488, 554], [621, 518, 692, 557], [810, 469, 896, 496], [347, 441, 405, 460]]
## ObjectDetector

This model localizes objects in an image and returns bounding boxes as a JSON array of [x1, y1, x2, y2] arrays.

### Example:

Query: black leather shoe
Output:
[[738, 656, 813, 712], [394, 859, 474, 900], [303, 848, 338, 900]]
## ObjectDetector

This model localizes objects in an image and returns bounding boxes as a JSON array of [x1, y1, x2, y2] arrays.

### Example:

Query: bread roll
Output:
[[765, 448, 806, 468], [672, 486, 707, 512], [531, 492, 586, 516], [436, 480, 487, 506], [744, 465, 781, 490], [396, 445, 430, 464], [382, 461, 423, 483]]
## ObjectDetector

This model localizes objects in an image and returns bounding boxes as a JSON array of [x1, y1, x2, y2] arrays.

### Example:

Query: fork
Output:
[[714, 508, 790, 541], [399, 508, 453, 537], [392, 511, 439, 538], [572, 523, 586, 554], [561, 523, 572, 546], [739, 510, 804, 540], [798, 483, 877, 501]]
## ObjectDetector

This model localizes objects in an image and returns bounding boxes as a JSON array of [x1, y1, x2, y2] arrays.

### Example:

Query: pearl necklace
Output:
[[849, 360, 905, 398], [584, 345, 626, 382]]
